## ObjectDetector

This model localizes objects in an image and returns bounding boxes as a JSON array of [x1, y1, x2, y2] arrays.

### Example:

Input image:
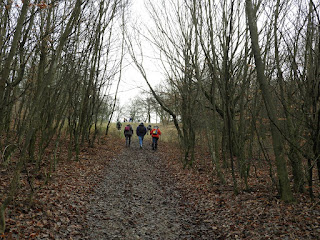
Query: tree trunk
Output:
[[0, 0, 30, 126], [274, 0, 304, 193], [246, 0, 294, 201]]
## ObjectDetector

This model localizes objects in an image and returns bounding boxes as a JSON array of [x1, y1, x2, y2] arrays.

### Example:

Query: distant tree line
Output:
[[119, 89, 171, 124]]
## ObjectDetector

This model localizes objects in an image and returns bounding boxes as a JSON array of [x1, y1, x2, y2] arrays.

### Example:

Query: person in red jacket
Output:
[[151, 126, 161, 150]]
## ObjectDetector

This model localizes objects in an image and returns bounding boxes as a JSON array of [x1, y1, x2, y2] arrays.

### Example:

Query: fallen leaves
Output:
[[160, 142, 320, 239], [1, 136, 319, 239], [0, 136, 123, 239]]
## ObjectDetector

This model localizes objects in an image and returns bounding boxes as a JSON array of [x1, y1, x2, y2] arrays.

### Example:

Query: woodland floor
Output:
[[1, 135, 320, 239]]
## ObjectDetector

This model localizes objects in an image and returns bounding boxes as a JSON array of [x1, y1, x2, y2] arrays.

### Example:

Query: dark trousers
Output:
[[125, 135, 132, 146], [152, 137, 159, 150]]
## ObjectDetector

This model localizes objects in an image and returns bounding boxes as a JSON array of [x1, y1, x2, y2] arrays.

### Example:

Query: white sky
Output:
[[114, 0, 163, 107]]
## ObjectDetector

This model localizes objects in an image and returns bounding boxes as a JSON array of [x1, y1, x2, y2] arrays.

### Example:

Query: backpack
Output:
[[152, 129, 158, 135], [138, 125, 145, 134], [125, 126, 130, 131]]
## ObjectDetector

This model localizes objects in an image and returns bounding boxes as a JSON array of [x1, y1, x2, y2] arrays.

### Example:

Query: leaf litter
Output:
[[0, 137, 319, 239]]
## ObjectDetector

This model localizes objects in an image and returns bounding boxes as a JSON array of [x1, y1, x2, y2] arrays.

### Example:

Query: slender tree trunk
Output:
[[246, 0, 294, 201], [106, 7, 125, 135], [274, 0, 304, 193], [0, 0, 30, 126]]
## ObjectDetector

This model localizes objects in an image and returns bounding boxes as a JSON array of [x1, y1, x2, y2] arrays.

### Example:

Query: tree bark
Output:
[[245, 0, 294, 201], [0, 0, 30, 124], [274, 0, 304, 193]]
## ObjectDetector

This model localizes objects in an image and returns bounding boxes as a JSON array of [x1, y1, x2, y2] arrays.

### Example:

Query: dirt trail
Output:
[[85, 141, 215, 239]]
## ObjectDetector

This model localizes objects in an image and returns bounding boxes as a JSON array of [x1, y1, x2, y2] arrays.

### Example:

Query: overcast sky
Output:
[[113, 0, 163, 108]]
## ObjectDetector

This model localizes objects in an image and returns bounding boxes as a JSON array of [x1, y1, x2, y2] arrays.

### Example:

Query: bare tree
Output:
[[246, 0, 294, 202], [0, 0, 128, 233]]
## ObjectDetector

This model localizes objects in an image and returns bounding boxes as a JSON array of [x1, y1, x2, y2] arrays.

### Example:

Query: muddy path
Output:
[[85, 141, 216, 239]]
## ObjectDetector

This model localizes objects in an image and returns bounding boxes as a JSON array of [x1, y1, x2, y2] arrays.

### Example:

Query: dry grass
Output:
[[156, 123, 179, 143]]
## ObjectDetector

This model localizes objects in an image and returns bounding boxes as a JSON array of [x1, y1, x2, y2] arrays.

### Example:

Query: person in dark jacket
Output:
[[136, 122, 147, 148], [116, 120, 122, 130], [124, 124, 133, 147]]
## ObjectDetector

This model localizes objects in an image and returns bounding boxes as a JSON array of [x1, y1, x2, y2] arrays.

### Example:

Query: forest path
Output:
[[85, 140, 216, 239]]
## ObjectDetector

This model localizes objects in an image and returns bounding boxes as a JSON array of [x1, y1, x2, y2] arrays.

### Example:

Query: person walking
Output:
[[124, 124, 133, 147], [151, 126, 161, 150], [116, 120, 122, 130], [136, 122, 147, 148]]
